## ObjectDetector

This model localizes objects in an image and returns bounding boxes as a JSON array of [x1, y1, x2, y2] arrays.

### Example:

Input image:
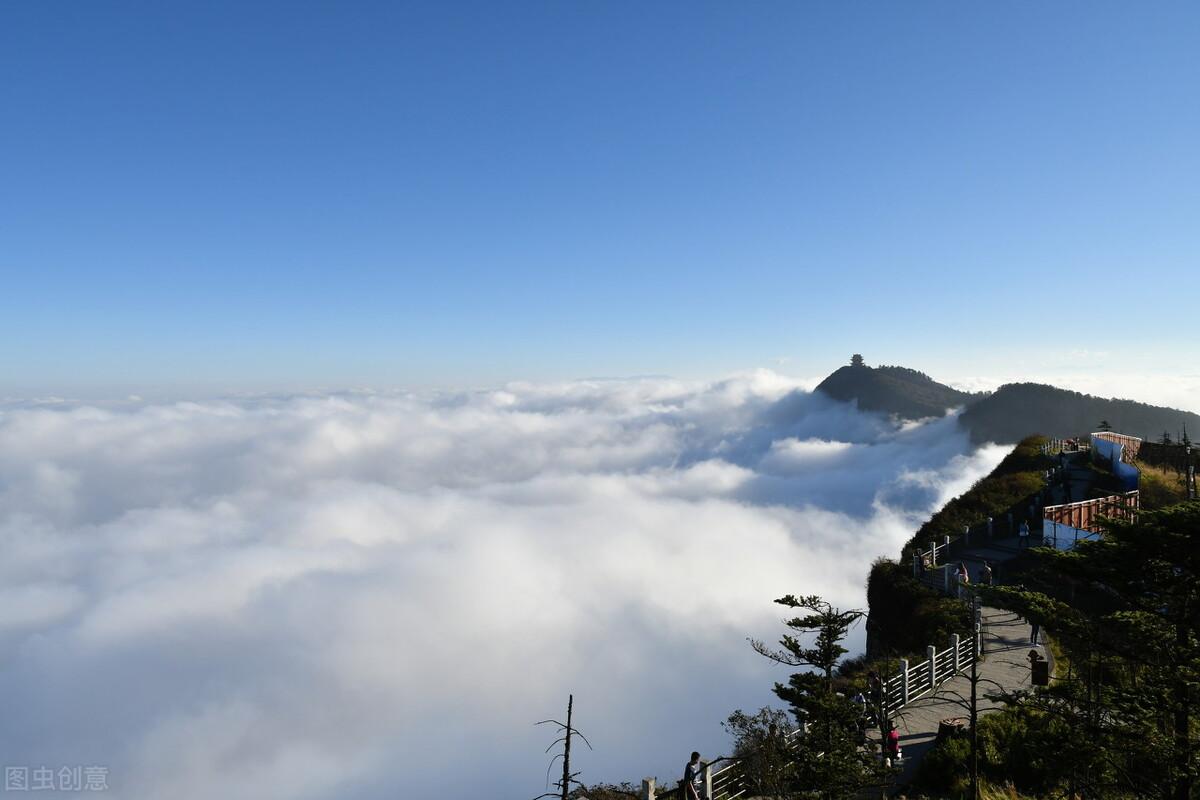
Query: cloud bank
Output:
[[0, 371, 1005, 798]]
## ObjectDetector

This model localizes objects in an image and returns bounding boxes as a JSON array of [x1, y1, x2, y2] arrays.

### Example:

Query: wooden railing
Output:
[[1091, 431, 1143, 462], [1043, 490, 1138, 533]]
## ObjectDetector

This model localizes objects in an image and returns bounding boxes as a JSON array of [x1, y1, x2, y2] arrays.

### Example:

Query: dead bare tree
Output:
[[533, 694, 593, 800]]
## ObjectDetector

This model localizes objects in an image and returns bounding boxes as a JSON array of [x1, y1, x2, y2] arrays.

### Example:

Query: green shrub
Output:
[[864, 558, 970, 658], [975, 705, 1081, 797], [915, 731, 971, 794]]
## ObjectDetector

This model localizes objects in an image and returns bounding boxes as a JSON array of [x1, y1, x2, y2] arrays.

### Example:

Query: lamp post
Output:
[[1187, 443, 1195, 501], [970, 593, 981, 800]]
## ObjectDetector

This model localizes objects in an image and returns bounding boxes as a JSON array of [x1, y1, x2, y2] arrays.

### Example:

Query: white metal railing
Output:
[[882, 630, 978, 715], [641, 626, 984, 797], [709, 758, 745, 800]]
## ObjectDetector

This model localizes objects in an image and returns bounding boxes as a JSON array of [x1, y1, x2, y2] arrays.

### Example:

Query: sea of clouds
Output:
[[0, 371, 1007, 799]]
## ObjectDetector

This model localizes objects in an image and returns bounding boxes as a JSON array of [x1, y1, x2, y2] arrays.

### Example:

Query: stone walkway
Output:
[[890, 605, 1048, 788]]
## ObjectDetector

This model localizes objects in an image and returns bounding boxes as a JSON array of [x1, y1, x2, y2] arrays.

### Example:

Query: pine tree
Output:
[[722, 707, 797, 798], [985, 503, 1200, 799], [751, 595, 887, 799]]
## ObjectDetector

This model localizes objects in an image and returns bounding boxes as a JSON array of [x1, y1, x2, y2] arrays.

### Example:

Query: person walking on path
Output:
[[683, 752, 706, 800], [956, 562, 970, 599], [1030, 619, 1041, 646], [981, 561, 994, 586], [1019, 520, 1030, 548]]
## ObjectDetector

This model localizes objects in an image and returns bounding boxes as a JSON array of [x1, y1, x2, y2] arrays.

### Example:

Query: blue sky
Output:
[[3, 1, 1198, 394]]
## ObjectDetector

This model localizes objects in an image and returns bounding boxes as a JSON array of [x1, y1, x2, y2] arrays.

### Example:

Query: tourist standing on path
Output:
[[852, 691, 867, 718], [867, 671, 883, 723], [683, 752, 706, 800], [981, 561, 994, 586], [956, 562, 970, 599], [850, 694, 868, 742], [1019, 520, 1030, 548], [883, 725, 901, 766]]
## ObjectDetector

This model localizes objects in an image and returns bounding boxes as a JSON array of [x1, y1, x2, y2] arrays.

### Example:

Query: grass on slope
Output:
[[1136, 460, 1190, 509], [902, 435, 1050, 559]]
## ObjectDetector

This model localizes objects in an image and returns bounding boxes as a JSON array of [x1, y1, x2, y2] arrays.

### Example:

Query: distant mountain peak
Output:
[[815, 362, 973, 420]]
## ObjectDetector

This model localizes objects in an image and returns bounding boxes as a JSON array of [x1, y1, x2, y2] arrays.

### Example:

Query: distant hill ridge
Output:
[[814, 357, 1200, 444]]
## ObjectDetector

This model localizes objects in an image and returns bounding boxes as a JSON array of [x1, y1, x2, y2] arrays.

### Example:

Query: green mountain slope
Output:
[[958, 382, 1200, 444], [814, 364, 974, 420]]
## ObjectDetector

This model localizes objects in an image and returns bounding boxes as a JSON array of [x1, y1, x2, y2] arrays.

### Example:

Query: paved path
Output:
[[1049, 450, 1097, 506], [874, 456, 1085, 790], [945, 533, 1026, 587], [890, 606, 1048, 788]]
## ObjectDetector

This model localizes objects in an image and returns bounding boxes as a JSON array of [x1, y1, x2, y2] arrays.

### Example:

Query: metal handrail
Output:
[[651, 632, 984, 799], [908, 662, 931, 679]]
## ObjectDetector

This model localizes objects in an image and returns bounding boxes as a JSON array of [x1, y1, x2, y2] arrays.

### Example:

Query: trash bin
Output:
[[936, 717, 967, 742]]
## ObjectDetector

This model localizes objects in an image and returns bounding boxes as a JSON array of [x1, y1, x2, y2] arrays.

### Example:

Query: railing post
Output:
[[900, 658, 909, 706], [912, 553, 919, 578], [641, 778, 655, 800], [928, 644, 937, 689], [702, 763, 713, 799], [975, 600, 983, 658], [951, 633, 960, 673], [943, 564, 950, 594]]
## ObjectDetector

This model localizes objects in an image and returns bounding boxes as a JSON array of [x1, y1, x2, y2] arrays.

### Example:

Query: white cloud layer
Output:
[[0, 371, 1005, 798]]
